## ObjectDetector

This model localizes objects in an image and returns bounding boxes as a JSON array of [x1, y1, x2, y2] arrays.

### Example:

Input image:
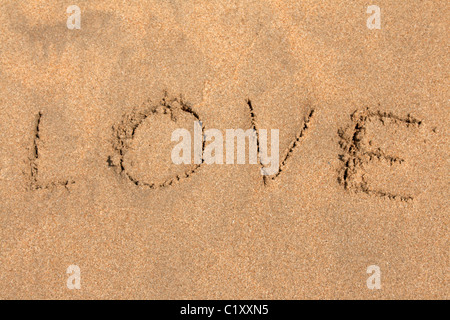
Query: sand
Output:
[[0, 0, 448, 299]]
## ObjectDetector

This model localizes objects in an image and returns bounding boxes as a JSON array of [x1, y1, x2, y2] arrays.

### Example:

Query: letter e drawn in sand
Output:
[[338, 107, 424, 202]]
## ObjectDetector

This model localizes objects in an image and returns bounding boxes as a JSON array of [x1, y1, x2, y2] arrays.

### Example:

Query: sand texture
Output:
[[0, 1, 448, 299]]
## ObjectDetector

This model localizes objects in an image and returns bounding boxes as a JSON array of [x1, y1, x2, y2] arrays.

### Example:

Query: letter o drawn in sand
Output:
[[108, 93, 205, 189]]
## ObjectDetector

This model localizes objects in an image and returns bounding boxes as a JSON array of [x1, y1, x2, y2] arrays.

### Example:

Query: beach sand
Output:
[[0, 0, 448, 299]]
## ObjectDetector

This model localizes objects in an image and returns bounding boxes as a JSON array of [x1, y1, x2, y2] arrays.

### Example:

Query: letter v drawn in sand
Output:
[[246, 99, 316, 185]]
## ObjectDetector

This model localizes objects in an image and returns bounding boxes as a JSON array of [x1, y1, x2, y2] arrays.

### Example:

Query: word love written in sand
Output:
[[23, 95, 424, 202]]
